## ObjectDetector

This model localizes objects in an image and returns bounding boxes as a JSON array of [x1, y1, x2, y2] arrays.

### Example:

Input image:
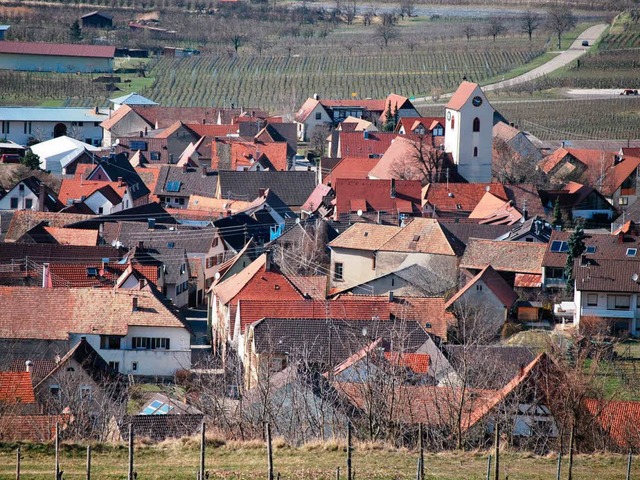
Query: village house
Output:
[[0, 107, 107, 147], [81, 10, 114, 28], [0, 285, 191, 376], [0, 176, 61, 212], [0, 42, 115, 73]]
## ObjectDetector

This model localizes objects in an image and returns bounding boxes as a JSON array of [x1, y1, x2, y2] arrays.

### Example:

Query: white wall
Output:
[[0, 53, 113, 73], [330, 247, 377, 289], [0, 184, 39, 210], [298, 104, 331, 141], [70, 326, 191, 377], [84, 190, 117, 215], [1, 120, 104, 146]]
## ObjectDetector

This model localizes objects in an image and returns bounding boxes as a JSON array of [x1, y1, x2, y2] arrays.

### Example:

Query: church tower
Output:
[[444, 82, 494, 183]]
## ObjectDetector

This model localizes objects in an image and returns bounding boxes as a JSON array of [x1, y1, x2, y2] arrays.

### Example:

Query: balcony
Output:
[[580, 307, 635, 319], [544, 278, 567, 288]]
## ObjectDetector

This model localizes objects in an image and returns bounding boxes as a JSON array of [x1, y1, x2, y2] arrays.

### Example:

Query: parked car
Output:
[[0, 154, 21, 163], [620, 89, 639, 96], [581, 40, 589, 46]]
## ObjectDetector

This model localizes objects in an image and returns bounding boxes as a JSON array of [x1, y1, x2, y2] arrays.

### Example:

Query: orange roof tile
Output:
[[461, 238, 546, 275], [0, 414, 68, 442], [47, 262, 158, 288], [323, 156, 379, 185], [584, 399, 640, 449], [384, 352, 430, 374], [211, 139, 288, 171], [4, 211, 96, 242], [378, 217, 464, 256], [58, 178, 127, 205], [43, 227, 98, 246], [423, 183, 508, 214], [328, 223, 402, 251], [0, 286, 185, 340], [446, 81, 480, 111], [0, 372, 36, 404]]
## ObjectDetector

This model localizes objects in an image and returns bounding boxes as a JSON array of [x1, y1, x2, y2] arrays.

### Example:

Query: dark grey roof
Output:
[[438, 220, 512, 246], [500, 216, 553, 242], [131, 245, 189, 284], [213, 212, 271, 252], [443, 345, 535, 389], [155, 165, 218, 199], [267, 216, 339, 249], [0, 210, 14, 242], [217, 171, 317, 207], [69, 202, 177, 228], [93, 153, 150, 201], [81, 10, 114, 19], [120, 414, 204, 442], [0, 243, 121, 264], [253, 318, 429, 366], [103, 220, 214, 254]]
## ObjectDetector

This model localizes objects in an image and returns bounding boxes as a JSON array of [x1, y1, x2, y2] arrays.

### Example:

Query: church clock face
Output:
[[472, 96, 483, 107]]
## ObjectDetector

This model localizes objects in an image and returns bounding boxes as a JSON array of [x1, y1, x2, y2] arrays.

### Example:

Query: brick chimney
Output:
[[25, 360, 33, 373]]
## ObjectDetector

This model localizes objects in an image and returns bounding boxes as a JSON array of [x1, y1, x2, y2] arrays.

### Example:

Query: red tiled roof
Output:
[[339, 131, 398, 158], [0, 415, 68, 442], [378, 217, 464, 256], [100, 105, 131, 131], [294, 98, 321, 123], [59, 178, 127, 206], [4, 211, 96, 242], [328, 223, 401, 251], [211, 139, 288, 171], [43, 227, 98, 246], [384, 352, 430, 374], [423, 183, 507, 214], [47, 261, 158, 288], [324, 156, 379, 185], [0, 41, 115, 58], [135, 165, 163, 203], [584, 399, 640, 449], [302, 183, 333, 213], [444, 265, 518, 310], [184, 123, 238, 137], [461, 238, 546, 274], [333, 178, 422, 218], [514, 273, 542, 288], [0, 286, 185, 340], [236, 297, 394, 333], [0, 372, 36, 404], [396, 117, 444, 134], [446, 81, 479, 111]]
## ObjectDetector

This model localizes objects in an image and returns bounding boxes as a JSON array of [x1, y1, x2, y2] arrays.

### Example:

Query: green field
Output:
[[0, 442, 634, 480]]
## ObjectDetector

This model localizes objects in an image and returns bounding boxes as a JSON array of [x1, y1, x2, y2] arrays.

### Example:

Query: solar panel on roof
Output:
[[550, 240, 563, 252], [129, 140, 147, 151], [166, 181, 181, 192]]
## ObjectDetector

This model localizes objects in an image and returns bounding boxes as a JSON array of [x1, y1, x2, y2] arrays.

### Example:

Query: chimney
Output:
[[182, 164, 188, 173], [363, 130, 370, 139], [38, 186, 46, 212], [258, 188, 266, 197], [139, 278, 146, 289], [201, 166, 207, 178], [265, 250, 271, 271], [618, 232, 625, 244], [117, 176, 124, 187], [388, 291, 394, 303], [25, 360, 33, 373], [138, 240, 144, 251], [202, 118, 206, 124], [95, 106, 99, 114], [132, 296, 139, 311], [144, 126, 148, 136], [139, 131, 143, 137], [226, 210, 232, 217]]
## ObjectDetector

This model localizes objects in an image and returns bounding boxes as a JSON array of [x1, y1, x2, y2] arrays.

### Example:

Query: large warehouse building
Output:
[[0, 42, 115, 73]]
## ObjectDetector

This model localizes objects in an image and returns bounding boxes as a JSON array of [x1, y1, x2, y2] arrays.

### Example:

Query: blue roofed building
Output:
[[0, 107, 108, 146]]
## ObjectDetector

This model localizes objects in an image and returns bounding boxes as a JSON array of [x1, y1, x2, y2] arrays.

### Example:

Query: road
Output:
[[412, 23, 609, 105]]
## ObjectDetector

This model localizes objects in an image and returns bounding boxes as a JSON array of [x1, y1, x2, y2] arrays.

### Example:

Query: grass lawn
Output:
[[0, 442, 634, 480]]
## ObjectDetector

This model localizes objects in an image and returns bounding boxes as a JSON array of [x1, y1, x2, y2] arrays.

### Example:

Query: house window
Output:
[[372, 254, 376, 270], [108, 361, 120, 372], [450, 117, 455, 130], [100, 336, 122, 350], [10, 197, 18, 209], [177, 283, 182, 295], [473, 117, 480, 132], [212, 237, 219, 247], [607, 295, 630, 310], [180, 263, 186, 275], [132, 337, 170, 350], [80, 385, 92, 401], [315, 112, 322, 120], [476, 284, 483, 291], [131, 362, 138, 372], [94, 122, 100, 127], [334, 262, 344, 281], [25, 199, 33, 210], [627, 248, 637, 257], [150, 151, 161, 161], [473, 147, 478, 157], [24, 121, 32, 134], [98, 207, 104, 214], [586, 293, 598, 306], [50, 385, 60, 397], [620, 197, 629, 206]]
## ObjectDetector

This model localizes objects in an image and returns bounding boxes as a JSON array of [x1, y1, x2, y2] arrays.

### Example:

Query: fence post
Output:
[[336, 467, 340, 480], [494, 423, 500, 480], [627, 449, 633, 480], [567, 422, 575, 480], [15, 445, 20, 480], [128, 423, 134, 480], [55, 423, 60, 480], [556, 451, 562, 480], [347, 422, 352, 480], [418, 423, 424, 480], [199, 422, 206, 480], [486, 454, 492, 480], [266, 422, 273, 480], [86, 445, 91, 480]]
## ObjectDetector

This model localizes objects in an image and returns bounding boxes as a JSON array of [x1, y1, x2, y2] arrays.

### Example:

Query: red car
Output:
[[0, 154, 20, 163]]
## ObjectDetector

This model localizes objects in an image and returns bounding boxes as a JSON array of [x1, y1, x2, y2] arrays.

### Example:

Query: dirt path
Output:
[[412, 23, 609, 105]]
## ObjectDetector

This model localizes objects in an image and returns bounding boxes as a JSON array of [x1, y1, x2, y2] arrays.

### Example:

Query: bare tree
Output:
[[374, 14, 399, 48], [461, 24, 475, 41], [343, 0, 357, 25], [546, 5, 576, 50], [492, 137, 543, 185], [520, 10, 541, 41], [308, 124, 332, 159], [399, 0, 416, 19], [389, 135, 447, 184], [486, 18, 506, 42], [362, 8, 374, 26]]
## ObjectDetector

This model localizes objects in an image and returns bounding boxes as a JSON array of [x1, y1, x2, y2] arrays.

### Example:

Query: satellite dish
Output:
[[485, 185, 490, 192], [295, 217, 301, 224], [214, 272, 220, 280], [361, 327, 368, 337], [633, 273, 639, 283], [357, 209, 363, 217]]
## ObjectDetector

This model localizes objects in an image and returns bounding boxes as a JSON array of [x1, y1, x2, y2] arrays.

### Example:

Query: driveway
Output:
[[412, 23, 608, 105]]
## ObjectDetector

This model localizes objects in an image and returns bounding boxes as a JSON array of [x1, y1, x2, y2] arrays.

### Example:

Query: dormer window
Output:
[[627, 248, 637, 257]]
